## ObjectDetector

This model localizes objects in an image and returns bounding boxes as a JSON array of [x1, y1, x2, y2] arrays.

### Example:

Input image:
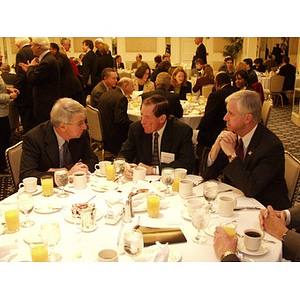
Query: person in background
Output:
[[119, 95, 194, 177], [60, 38, 71, 53], [263, 54, 278, 72], [162, 53, 171, 63], [153, 54, 162, 69], [91, 67, 118, 108], [192, 37, 207, 68], [150, 60, 171, 83], [115, 55, 125, 69], [20, 97, 98, 183], [19, 37, 60, 125], [243, 58, 258, 85], [235, 61, 247, 72], [50, 43, 82, 104], [191, 58, 205, 78], [219, 56, 235, 82], [0, 63, 16, 85], [169, 67, 192, 100], [60, 38, 80, 78], [202, 90, 291, 210], [253, 58, 266, 73], [192, 64, 215, 95], [0, 76, 19, 174], [272, 43, 282, 66], [233, 70, 254, 91], [142, 72, 183, 118], [133, 65, 155, 93], [94, 38, 104, 57], [131, 54, 150, 70]]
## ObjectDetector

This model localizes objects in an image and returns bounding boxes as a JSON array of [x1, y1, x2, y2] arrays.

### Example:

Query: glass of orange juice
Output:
[[30, 241, 49, 262], [41, 175, 54, 197], [5, 209, 20, 233], [105, 164, 116, 181], [147, 195, 160, 218], [220, 221, 237, 238]]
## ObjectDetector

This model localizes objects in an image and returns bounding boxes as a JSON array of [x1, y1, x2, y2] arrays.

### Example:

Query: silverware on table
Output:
[[234, 207, 262, 211]]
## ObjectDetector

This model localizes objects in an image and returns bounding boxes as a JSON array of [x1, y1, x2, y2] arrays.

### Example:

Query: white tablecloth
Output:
[[0, 174, 282, 262]]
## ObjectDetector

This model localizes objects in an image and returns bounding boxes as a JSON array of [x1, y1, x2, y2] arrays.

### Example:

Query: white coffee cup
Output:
[[98, 249, 118, 262], [174, 168, 187, 179], [94, 161, 111, 176], [243, 228, 264, 251], [179, 179, 193, 199], [18, 177, 37, 193], [133, 166, 146, 184], [218, 196, 237, 217], [69, 171, 87, 190], [186, 199, 204, 216]]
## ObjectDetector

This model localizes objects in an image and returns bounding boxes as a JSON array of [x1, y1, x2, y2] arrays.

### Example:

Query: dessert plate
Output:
[[34, 206, 62, 214]]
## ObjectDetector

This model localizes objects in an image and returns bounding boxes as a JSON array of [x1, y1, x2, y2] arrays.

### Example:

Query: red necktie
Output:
[[236, 138, 244, 161]]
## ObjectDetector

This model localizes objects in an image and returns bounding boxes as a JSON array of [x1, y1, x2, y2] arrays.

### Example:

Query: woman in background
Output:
[[133, 65, 155, 92], [192, 64, 215, 95], [169, 67, 192, 100]]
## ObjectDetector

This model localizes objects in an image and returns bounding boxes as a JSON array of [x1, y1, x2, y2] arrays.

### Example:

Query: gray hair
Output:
[[50, 98, 86, 127], [31, 37, 50, 50], [226, 90, 262, 123], [156, 72, 171, 89], [117, 77, 133, 88], [15, 37, 31, 47]]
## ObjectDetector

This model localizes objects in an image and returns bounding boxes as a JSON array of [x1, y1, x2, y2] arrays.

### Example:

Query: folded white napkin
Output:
[[154, 243, 170, 262], [0, 244, 18, 262]]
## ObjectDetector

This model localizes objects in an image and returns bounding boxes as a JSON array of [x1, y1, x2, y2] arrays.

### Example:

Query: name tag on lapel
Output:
[[161, 152, 175, 164]]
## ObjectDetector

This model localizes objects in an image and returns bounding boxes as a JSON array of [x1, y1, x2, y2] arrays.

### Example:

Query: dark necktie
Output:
[[62, 141, 72, 167], [152, 132, 160, 166], [235, 138, 244, 161]]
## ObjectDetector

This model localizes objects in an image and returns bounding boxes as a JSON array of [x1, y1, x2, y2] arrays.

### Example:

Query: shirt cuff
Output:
[[285, 209, 291, 225]]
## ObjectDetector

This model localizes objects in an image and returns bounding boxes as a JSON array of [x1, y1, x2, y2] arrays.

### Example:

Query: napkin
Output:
[[136, 226, 187, 247], [0, 244, 18, 262], [154, 243, 170, 262]]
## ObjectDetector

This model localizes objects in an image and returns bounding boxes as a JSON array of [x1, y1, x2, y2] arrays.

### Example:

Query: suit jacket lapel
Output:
[[44, 124, 60, 167], [244, 124, 263, 164]]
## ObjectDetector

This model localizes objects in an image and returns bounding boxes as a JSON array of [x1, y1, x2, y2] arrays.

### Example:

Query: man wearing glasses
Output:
[[20, 98, 98, 183]]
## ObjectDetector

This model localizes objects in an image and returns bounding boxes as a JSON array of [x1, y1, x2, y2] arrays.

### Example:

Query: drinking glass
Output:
[[17, 189, 35, 228], [113, 158, 126, 184], [203, 180, 218, 213], [123, 229, 144, 261], [41, 221, 62, 262], [54, 169, 69, 197], [191, 205, 210, 244], [161, 167, 175, 196]]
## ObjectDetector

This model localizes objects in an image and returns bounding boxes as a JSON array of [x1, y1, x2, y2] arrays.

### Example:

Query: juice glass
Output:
[[221, 222, 237, 238], [105, 164, 116, 181], [147, 195, 160, 218], [41, 175, 54, 197], [172, 177, 181, 192], [30, 242, 49, 262], [5, 209, 20, 233]]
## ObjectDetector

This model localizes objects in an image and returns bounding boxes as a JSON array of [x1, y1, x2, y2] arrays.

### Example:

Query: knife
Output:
[[234, 207, 262, 211]]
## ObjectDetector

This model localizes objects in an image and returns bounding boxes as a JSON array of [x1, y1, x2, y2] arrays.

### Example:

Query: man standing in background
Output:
[[192, 37, 207, 68]]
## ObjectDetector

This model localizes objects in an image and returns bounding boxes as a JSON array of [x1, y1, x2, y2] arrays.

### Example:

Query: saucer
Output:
[[81, 225, 98, 233], [30, 185, 42, 196], [180, 208, 191, 221], [238, 239, 268, 256], [204, 223, 218, 237], [91, 182, 118, 192], [34, 206, 62, 214], [137, 245, 182, 262], [94, 171, 106, 177]]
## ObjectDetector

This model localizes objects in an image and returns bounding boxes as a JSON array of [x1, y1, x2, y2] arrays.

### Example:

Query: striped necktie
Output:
[[152, 132, 160, 166], [62, 141, 72, 167], [235, 138, 244, 161]]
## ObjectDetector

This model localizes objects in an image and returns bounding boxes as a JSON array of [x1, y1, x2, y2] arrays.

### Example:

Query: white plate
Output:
[[31, 185, 42, 196], [238, 239, 268, 256], [81, 226, 98, 233], [180, 208, 191, 221], [91, 182, 118, 192], [34, 206, 62, 214], [94, 171, 106, 177], [64, 210, 103, 224], [137, 245, 182, 262]]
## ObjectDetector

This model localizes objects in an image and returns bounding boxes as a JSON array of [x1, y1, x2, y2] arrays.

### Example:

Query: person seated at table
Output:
[[115, 55, 125, 70], [253, 58, 266, 73], [119, 95, 194, 178], [131, 53, 150, 70], [192, 64, 215, 95], [90, 67, 118, 108], [235, 61, 247, 72], [202, 90, 291, 210], [133, 65, 155, 93], [191, 58, 205, 78], [233, 70, 254, 91], [150, 61, 171, 83], [153, 54, 162, 70], [218, 56, 235, 82], [196, 72, 237, 174], [263, 54, 278, 72], [98, 77, 134, 156], [141, 72, 183, 118], [243, 58, 258, 85], [20, 97, 98, 183], [169, 67, 192, 100]]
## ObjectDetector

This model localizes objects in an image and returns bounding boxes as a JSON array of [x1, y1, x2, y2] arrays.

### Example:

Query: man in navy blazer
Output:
[[20, 98, 98, 183], [19, 37, 60, 125], [202, 90, 290, 210]]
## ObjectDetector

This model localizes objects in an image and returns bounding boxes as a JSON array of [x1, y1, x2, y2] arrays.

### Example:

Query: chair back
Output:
[[202, 84, 214, 99], [86, 105, 103, 142], [284, 150, 300, 202], [86, 95, 91, 106], [5, 141, 23, 192], [252, 82, 264, 103], [270, 75, 285, 93], [261, 100, 273, 126]]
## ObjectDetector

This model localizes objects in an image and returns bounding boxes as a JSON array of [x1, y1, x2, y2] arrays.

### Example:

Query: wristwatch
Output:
[[227, 152, 237, 160], [220, 251, 236, 261]]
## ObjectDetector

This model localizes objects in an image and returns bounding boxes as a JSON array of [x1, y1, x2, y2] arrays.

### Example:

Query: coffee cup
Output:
[[187, 199, 204, 216], [19, 177, 38, 193], [94, 161, 111, 176], [243, 228, 264, 251], [179, 179, 193, 199], [69, 171, 87, 190], [133, 166, 146, 184], [218, 196, 237, 217], [98, 249, 118, 262]]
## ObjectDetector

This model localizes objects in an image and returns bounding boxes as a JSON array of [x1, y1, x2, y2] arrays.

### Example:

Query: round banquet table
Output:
[[0, 174, 282, 262]]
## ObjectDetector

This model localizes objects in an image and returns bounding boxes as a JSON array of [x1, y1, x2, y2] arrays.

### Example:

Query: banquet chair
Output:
[[86, 95, 91, 106], [86, 105, 105, 161], [284, 150, 300, 203], [5, 141, 23, 192], [202, 84, 214, 99], [261, 100, 273, 127], [252, 82, 264, 103], [263, 75, 285, 108]]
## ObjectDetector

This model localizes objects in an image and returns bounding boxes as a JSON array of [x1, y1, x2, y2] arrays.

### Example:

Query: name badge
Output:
[[161, 152, 175, 164]]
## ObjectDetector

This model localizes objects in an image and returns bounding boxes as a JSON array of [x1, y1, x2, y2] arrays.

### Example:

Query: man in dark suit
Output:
[[192, 37, 207, 68], [91, 67, 118, 108], [243, 58, 258, 85], [19, 37, 60, 125], [202, 90, 290, 210], [20, 98, 98, 183], [196, 72, 237, 173], [98, 78, 134, 156], [119, 95, 194, 177], [142, 72, 183, 118]]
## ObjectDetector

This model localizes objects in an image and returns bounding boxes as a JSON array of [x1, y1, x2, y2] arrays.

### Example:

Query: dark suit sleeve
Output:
[[27, 61, 53, 85], [118, 123, 138, 162], [114, 97, 133, 128], [221, 254, 240, 262]]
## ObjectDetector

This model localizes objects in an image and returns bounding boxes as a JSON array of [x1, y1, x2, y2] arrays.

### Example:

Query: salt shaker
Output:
[[123, 200, 132, 223]]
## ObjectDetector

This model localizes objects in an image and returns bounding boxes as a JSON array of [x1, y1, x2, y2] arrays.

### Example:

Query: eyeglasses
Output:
[[65, 119, 87, 127]]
